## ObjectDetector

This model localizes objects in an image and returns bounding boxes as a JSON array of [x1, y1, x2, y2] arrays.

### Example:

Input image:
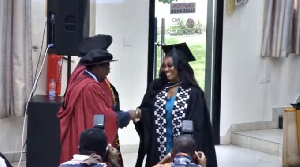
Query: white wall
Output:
[[221, 0, 300, 136], [95, 0, 149, 146]]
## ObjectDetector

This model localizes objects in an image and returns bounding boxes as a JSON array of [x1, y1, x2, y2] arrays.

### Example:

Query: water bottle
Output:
[[49, 79, 56, 99]]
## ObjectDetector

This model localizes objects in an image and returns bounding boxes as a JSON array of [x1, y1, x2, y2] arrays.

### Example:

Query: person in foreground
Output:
[[58, 49, 141, 165], [135, 43, 217, 167], [59, 127, 120, 167], [153, 135, 207, 167]]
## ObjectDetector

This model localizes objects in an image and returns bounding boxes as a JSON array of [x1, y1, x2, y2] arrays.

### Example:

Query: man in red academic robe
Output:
[[58, 49, 141, 164]]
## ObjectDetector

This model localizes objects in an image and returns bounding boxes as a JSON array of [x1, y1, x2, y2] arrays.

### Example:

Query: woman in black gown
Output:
[[135, 43, 217, 167]]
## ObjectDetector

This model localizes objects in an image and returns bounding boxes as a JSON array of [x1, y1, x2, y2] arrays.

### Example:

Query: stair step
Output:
[[231, 129, 282, 156]]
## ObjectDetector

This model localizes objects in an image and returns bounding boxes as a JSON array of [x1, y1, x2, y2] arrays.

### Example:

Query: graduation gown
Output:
[[58, 73, 119, 163], [135, 81, 218, 167]]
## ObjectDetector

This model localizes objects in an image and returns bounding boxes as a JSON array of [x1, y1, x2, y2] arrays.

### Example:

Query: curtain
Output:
[[293, 0, 300, 55], [261, 0, 297, 58], [0, 0, 33, 118]]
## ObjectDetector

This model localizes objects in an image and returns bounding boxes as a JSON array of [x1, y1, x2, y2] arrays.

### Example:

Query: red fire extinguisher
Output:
[[46, 53, 63, 96]]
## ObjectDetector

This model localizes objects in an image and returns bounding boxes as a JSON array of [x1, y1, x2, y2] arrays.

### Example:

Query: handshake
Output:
[[128, 108, 142, 120]]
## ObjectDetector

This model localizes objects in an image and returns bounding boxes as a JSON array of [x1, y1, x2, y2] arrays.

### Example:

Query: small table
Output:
[[26, 95, 64, 167]]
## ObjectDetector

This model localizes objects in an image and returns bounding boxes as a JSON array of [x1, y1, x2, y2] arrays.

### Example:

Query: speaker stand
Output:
[[67, 55, 71, 83]]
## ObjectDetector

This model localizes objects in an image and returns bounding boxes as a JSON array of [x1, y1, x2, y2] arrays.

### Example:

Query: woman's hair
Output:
[[155, 50, 201, 91]]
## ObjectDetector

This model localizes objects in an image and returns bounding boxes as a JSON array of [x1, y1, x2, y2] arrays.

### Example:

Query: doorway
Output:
[[154, 0, 207, 89], [147, 0, 222, 144]]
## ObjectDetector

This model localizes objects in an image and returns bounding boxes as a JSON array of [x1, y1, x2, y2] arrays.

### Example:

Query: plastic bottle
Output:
[[49, 79, 56, 99]]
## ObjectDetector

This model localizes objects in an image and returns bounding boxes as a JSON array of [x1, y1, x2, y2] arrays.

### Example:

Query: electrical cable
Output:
[[17, 44, 54, 167], [34, 21, 47, 82]]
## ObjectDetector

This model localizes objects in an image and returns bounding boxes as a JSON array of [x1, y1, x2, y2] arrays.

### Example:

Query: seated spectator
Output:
[[59, 128, 120, 167], [154, 135, 207, 167], [0, 152, 12, 167]]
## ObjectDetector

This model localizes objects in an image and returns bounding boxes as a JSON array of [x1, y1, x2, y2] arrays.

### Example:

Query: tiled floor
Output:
[[11, 145, 282, 167], [232, 129, 283, 156], [234, 129, 283, 144], [215, 145, 281, 167]]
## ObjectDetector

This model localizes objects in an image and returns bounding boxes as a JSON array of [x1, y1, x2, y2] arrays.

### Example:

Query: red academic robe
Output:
[[67, 64, 86, 87], [57, 72, 118, 163]]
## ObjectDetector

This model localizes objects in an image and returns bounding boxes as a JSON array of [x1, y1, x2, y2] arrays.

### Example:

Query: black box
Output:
[[26, 95, 64, 167]]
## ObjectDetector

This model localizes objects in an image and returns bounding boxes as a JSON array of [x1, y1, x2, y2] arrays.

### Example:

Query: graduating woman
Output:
[[135, 43, 217, 167]]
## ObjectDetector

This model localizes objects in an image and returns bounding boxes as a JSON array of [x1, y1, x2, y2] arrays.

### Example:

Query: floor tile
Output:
[[235, 129, 282, 144]]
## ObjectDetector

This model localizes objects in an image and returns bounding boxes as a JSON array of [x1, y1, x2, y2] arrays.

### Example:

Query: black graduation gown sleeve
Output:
[[135, 82, 155, 167], [186, 87, 218, 167]]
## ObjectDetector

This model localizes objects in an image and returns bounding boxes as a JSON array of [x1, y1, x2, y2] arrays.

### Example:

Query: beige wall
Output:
[[95, 0, 149, 146], [221, 0, 300, 137]]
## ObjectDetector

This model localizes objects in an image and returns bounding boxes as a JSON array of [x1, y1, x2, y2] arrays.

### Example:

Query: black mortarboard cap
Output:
[[79, 49, 117, 65], [78, 34, 113, 57], [162, 42, 196, 62], [79, 128, 107, 154]]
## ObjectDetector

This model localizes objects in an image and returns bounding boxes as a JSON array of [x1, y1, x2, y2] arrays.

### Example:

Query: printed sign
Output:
[[170, 3, 196, 14]]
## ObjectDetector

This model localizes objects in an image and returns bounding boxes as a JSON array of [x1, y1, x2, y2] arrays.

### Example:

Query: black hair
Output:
[[154, 50, 201, 91], [78, 128, 108, 158], [172, 135, 197, 156], [79, 148, 106, 158]]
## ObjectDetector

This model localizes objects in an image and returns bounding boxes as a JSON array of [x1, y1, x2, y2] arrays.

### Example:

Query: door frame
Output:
[[205, 0, 223, 145], [147, 0, 223, 145]]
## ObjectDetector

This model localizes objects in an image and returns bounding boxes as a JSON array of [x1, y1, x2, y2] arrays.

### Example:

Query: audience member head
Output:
[[78, 127, 107, 158], [172, 135, 197, 157]]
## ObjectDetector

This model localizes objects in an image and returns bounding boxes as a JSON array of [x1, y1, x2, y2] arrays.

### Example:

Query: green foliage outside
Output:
[[166, 19, 202, 36], [156, 36, 206, 89]]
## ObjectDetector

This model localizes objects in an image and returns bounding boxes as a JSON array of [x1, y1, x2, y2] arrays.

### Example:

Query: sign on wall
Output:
[[170, 3, 196, 14]]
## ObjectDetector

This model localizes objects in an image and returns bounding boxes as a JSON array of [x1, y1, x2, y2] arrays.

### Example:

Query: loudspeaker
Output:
[[47, 0, 90, 56], [27, 95, 64, 167]]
